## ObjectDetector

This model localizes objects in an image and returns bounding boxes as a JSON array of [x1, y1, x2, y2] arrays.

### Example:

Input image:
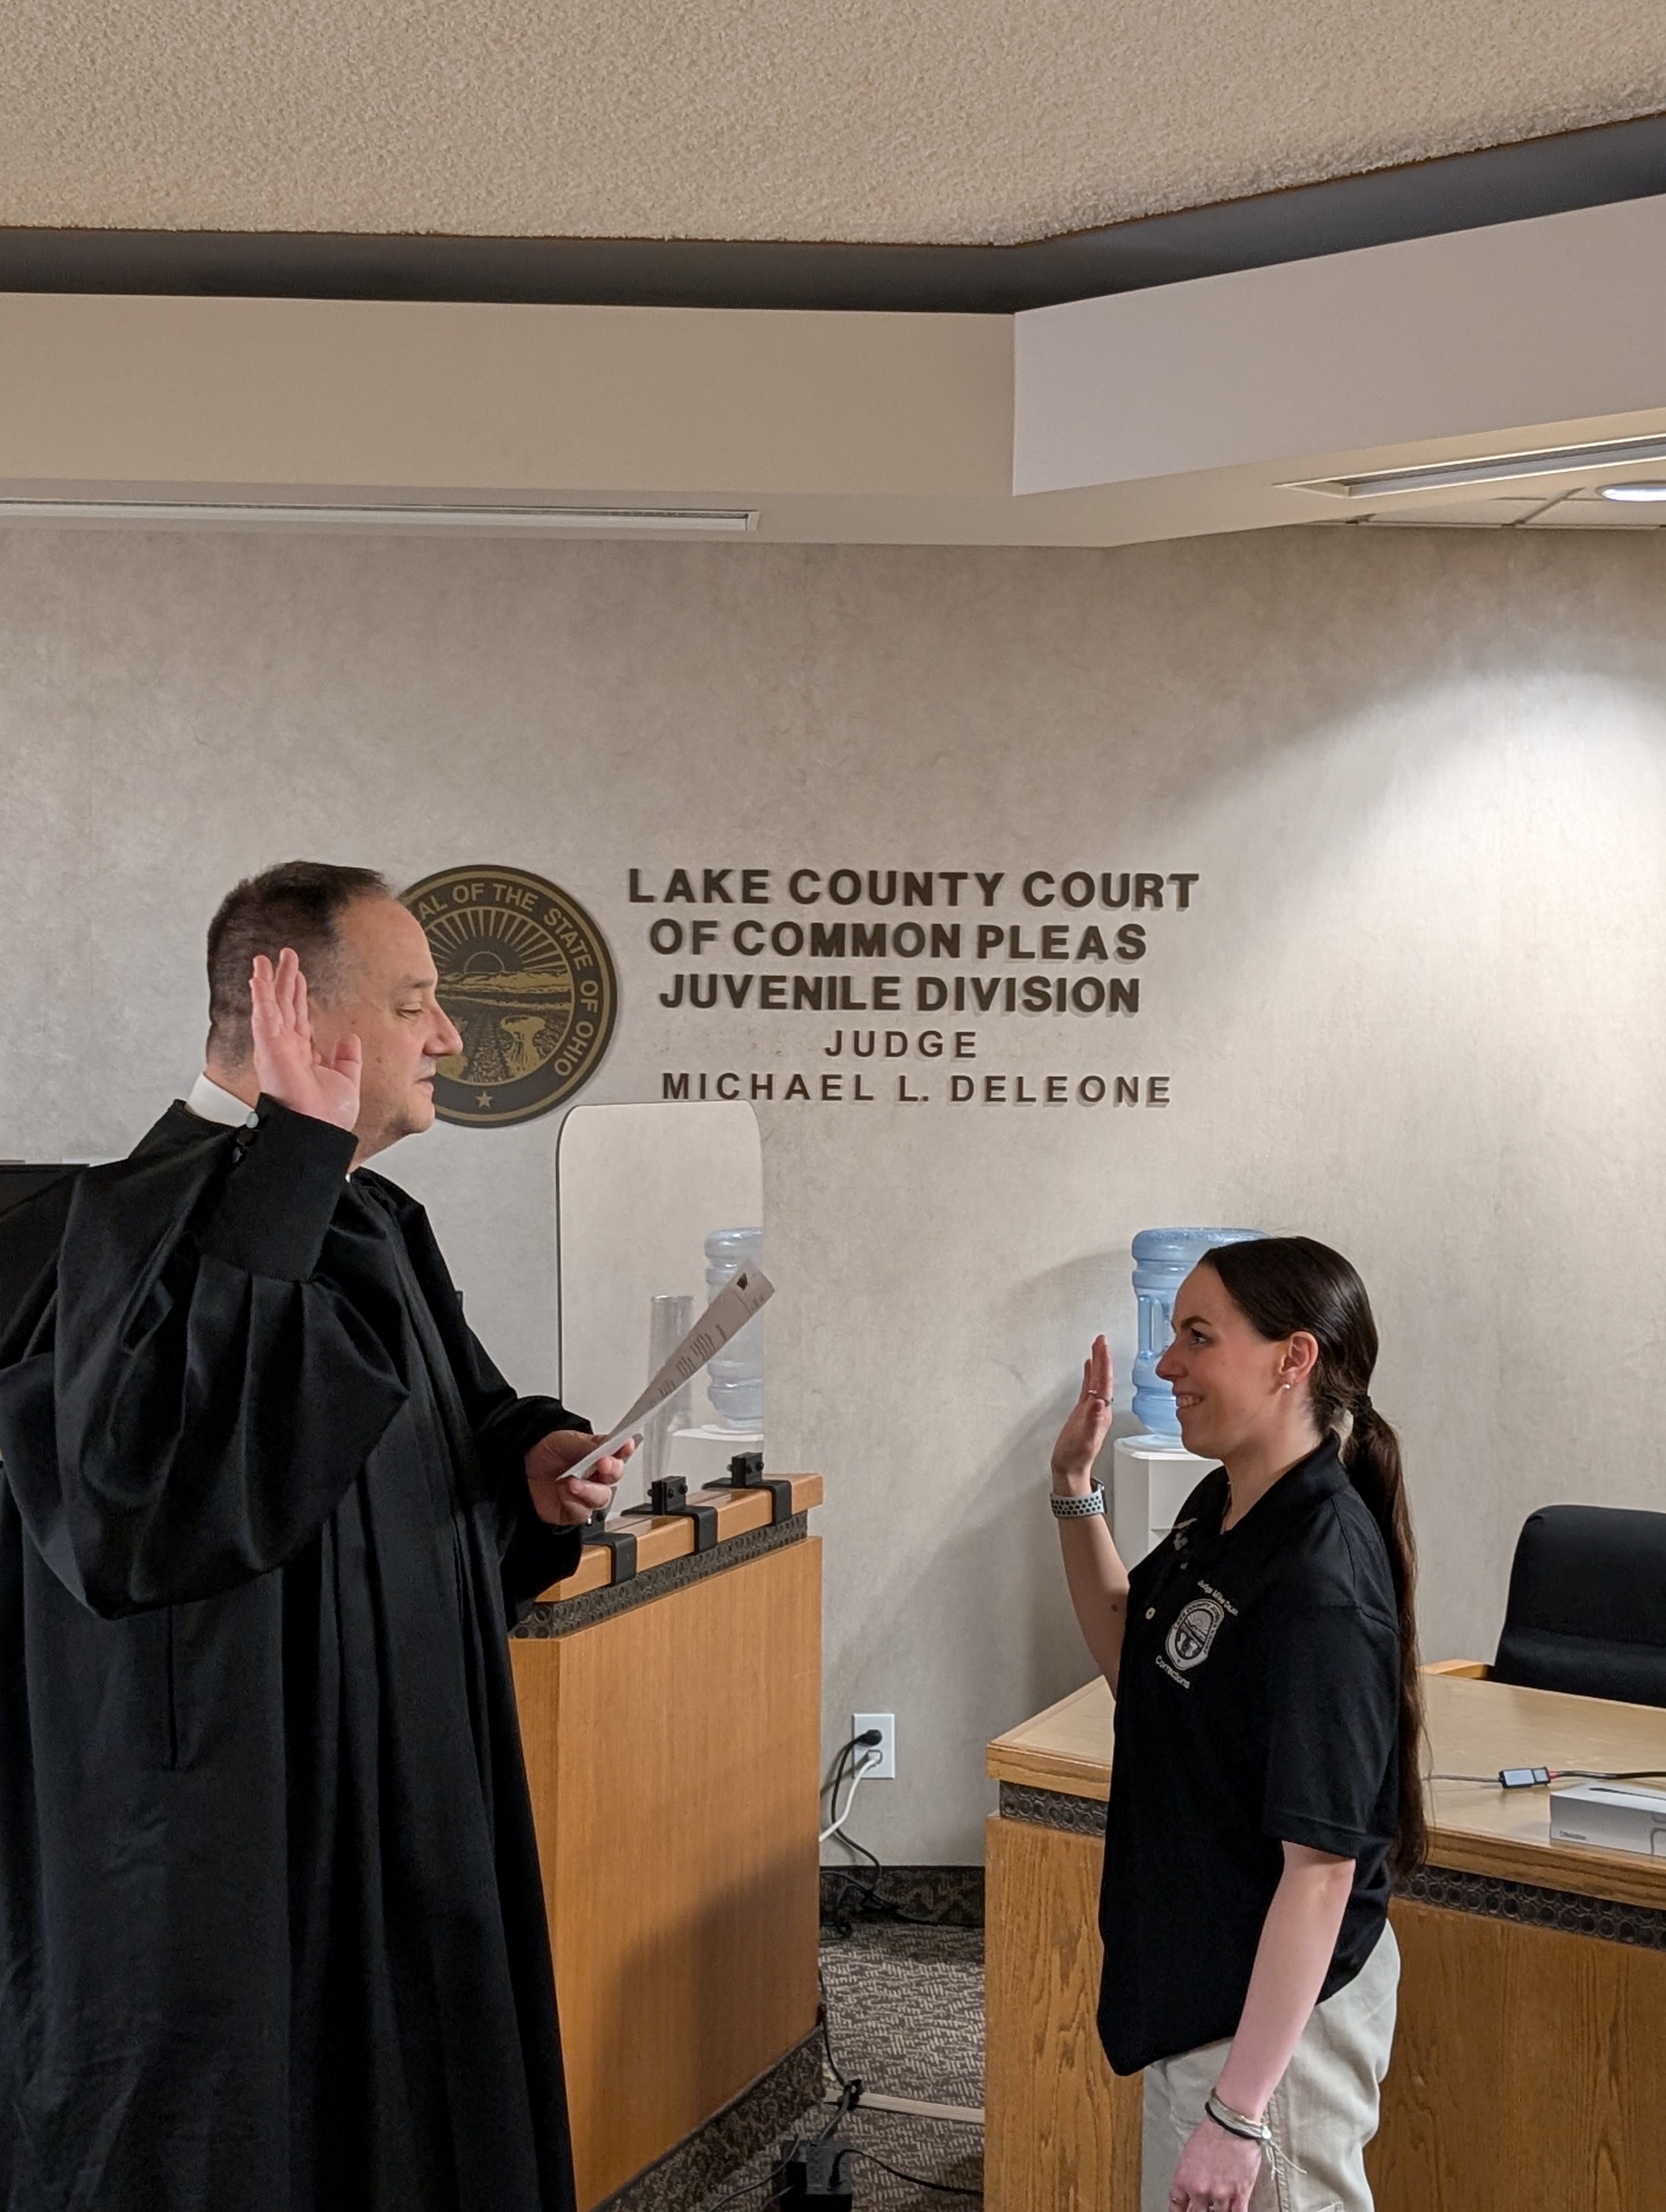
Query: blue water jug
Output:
[[1130, 1227, 1264, 1438]]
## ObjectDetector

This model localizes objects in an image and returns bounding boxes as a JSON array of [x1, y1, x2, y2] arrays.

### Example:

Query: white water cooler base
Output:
[[666, 1423, 764, 1485], [1111, 1436, 1215, 1567]]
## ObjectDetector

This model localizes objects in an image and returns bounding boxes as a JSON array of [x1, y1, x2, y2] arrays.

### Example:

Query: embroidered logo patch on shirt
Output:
[[1164, 1596, 1226, 1672]]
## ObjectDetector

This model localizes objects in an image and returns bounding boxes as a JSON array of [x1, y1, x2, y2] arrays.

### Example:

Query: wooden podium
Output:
[[510, 1477, 823, 2210]]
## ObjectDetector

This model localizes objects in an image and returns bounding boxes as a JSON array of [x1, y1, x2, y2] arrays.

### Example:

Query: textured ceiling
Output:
[[4, 0, 1665, 247]]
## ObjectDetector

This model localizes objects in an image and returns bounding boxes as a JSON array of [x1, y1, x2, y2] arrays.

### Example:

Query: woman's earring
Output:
[[1281, 1382, 1291, 1391]]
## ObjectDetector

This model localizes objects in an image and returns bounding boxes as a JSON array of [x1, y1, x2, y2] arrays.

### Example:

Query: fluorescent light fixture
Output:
[[1286, 433, 1666, 501], [1599, 481, 1666, 503], [0, 500, 758, 533]]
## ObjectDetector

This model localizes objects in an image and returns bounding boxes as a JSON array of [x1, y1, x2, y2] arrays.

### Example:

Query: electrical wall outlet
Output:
[[852, 1712, 896, 1779]]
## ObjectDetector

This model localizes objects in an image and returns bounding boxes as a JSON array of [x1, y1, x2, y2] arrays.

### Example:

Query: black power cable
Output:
[[841, 2147, 981, 2198], [817, 1964, 854, 2091], [819, 1731, 940, 1935], [823, 1864, 940, 1931], [816, 2077, 861, 2142], [1432, 1767, 1666, 1787], [809, 1733, 983, 2206], [700, 2175, 787, 2212]]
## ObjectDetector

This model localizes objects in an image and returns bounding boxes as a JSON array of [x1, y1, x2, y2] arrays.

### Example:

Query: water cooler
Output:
[[1110, 1225, 1261, 1564]]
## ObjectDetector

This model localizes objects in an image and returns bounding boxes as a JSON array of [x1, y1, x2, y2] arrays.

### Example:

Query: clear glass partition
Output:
[[555, 1102, 764, 1513]]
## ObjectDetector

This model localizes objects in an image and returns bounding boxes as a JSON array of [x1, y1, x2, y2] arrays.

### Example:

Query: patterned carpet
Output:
[[694, 1923, 985, 2211]]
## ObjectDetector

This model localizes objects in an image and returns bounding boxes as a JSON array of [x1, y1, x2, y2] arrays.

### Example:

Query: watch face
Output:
[[401, 866, 618, 1126]]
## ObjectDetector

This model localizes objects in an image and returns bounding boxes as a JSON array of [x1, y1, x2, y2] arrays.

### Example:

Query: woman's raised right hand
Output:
[[1050, 1334, 1116, 1495]]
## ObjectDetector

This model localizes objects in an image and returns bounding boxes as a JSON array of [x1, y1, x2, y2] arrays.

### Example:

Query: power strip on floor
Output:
[[771, 2138, 854, 2210]]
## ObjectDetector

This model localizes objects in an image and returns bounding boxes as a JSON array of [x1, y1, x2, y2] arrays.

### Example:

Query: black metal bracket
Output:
[[580, 1512, 638, 1581], [719, 1450, 797, 1526], [626, 1476, 720, 1553]]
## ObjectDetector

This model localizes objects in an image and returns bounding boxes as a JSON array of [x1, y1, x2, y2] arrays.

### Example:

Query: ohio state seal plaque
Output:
[[400, 866, 618, 1126]]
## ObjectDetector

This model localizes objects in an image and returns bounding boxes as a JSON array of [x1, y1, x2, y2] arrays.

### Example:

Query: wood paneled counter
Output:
[[985, 1668, 1666, 2212], [511, 1479, 823, 2209]]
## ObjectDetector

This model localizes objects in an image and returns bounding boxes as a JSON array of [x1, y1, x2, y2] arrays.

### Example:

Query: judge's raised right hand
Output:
[[249, 949, 362, 1132]]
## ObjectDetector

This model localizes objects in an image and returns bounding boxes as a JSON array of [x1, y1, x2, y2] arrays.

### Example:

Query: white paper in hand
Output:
[[560, 1266, 776, 1487]]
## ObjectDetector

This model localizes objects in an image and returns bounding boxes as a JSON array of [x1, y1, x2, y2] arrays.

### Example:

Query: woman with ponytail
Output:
[[1048, 1237, 1421, 2212]]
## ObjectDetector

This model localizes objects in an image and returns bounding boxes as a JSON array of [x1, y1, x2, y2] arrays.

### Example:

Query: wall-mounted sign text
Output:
[[632, 865, 1193, 1109]]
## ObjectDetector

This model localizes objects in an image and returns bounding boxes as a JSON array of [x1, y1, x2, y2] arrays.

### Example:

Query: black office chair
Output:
[[1491, 1504, 1666, 1709]]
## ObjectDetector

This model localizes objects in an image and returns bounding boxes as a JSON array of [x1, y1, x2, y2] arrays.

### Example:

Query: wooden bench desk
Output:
[[985, 1667, 1666, 2212]]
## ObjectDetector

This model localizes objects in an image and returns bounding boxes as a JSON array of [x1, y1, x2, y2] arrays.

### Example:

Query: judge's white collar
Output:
[[185, 1073, 259, 1130]]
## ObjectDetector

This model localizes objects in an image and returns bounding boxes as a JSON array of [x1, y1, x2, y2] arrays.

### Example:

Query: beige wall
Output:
[[1015, 195, 1666, 496], [3, 523, 1663, 1861], [0, 295, 1013, 503], [8, 271, 1666, 549]]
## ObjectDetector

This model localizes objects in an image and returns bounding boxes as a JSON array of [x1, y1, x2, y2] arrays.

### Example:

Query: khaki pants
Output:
[[1139, 1922, 1400, 2212]]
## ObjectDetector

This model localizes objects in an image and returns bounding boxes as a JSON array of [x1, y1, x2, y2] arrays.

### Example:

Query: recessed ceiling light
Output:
[[0, 500, 759, 533], [1285, 433, 1666, 500], [1598, 482, 1666, 503]]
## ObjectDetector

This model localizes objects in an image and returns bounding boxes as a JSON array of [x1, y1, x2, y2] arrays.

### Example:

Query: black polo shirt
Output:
[[1097, 1437, 1400, 2075]]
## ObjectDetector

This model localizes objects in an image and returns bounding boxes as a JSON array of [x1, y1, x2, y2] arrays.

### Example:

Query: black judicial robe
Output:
[[0, 1099, 588, 2212]]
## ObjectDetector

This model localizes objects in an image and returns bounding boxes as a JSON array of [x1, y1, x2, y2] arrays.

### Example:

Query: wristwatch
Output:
[[1049, 1483, 1106, 1519]]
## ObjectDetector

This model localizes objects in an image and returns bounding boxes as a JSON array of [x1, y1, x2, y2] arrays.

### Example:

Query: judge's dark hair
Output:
[[1202, 1235, 1427, 1876], [206, 860, 391, 1064]]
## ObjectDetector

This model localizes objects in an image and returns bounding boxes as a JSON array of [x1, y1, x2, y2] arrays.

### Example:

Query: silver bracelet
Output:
[[1049, 1484, 1106, 1519], [1204, 2092, 1273, 2147]]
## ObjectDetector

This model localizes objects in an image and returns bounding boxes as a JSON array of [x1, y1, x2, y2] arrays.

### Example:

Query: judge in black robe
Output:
[[0, 880, 621, 2212]]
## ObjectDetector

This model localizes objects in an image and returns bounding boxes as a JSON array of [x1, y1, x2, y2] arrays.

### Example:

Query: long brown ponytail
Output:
[[1204, 1236, 1427, 1876]]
